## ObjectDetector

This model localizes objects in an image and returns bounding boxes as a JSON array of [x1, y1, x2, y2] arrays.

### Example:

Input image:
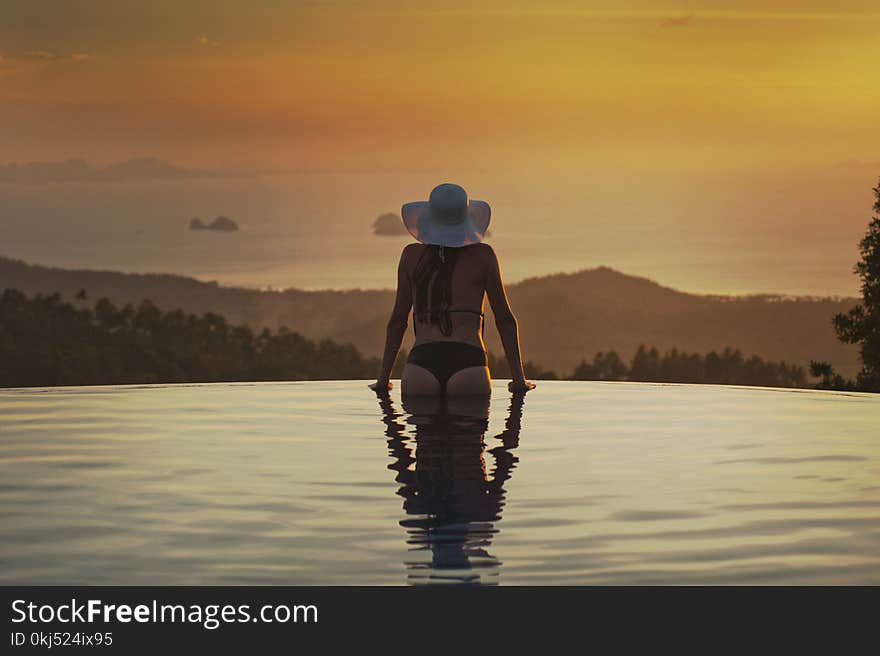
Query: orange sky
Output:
[[2, 1, 878, 168], [1, 1, 879, 295]]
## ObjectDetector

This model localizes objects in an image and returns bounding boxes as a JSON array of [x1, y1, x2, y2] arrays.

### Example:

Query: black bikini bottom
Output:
[[407, 341, 488, 393]]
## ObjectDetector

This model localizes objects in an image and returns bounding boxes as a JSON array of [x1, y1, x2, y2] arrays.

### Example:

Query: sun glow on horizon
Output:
[[0, 1, 878, 295]]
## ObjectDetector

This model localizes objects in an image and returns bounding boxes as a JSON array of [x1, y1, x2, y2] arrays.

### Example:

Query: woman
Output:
[[369, 183, 535, 396]]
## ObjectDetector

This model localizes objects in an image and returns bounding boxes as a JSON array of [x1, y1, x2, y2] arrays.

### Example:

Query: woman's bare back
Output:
[[403, 242, 490, 349]]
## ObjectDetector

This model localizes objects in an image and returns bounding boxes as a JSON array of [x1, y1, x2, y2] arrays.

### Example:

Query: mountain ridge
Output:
[[0, 255, 860, 377]]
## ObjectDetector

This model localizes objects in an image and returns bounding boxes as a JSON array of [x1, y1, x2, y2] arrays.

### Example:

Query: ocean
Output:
[[0, 169, 869, 296]]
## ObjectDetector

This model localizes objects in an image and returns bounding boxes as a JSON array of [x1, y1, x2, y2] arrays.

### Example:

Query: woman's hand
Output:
[[369, 380, 393, 394], [508, 379, 536, 393]]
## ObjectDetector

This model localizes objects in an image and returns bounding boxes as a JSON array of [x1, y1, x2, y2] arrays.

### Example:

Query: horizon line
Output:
[[0, 254, 859, 303]]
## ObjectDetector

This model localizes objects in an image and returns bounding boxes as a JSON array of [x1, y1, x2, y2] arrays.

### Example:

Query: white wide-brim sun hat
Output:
[[401, 183, 490, 247]]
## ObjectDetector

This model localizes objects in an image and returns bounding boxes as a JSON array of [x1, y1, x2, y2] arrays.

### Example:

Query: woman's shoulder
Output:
[[463, 244, 497, 275], [400, 242, 494, 264], [400, 242, 425, 261], [399, 243, 426, 272], [471, 242, 497, 263]]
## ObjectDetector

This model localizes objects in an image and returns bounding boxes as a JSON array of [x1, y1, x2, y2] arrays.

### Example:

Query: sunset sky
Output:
[[1, 1, 879, 295]]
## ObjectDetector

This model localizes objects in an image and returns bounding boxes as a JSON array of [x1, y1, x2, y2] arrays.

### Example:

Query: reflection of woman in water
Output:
[[377, 391, 525, 585], [369, 183, 535, 396]]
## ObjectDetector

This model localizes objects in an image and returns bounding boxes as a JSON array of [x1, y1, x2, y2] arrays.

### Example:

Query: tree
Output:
[[832, 178, 880, 392], [629, 345, 661, 381], [0, 290, 383, 387], [809, 360, 852, 391], [571, 350, 627, 381]]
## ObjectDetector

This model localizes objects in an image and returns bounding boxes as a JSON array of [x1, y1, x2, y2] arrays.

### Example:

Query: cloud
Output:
[[0, 158, 265, 184], [197, 36, 220, 47], [661, 15, 695, 28], [8, 50, 95, 63], [836, 159, 880, 170], [23, 50, 59, 60], [372, 212, 408, 236], [371, 212, 493, 238]]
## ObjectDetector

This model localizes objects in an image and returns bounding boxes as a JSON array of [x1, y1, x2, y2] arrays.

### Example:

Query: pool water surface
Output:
[[1, 380, 878, 585]]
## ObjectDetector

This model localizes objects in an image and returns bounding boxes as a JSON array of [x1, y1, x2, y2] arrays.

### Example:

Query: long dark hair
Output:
[[412, 245, 461, 336]]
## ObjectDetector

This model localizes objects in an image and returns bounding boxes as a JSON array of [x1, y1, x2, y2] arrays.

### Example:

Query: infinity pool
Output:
[[1, 381, 878, 585]]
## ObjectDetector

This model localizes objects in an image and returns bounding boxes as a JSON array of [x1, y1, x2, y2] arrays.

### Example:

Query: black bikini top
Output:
[[413, 307, 485, 339]]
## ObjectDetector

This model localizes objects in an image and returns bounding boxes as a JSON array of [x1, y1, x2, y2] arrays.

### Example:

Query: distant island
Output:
[[371, 211, 492, 238], [189, 216, 239, 232], [372, 212, 408, 236]]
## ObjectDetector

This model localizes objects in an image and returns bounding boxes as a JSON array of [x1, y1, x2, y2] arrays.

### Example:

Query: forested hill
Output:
[[0, 256, 860, 376]]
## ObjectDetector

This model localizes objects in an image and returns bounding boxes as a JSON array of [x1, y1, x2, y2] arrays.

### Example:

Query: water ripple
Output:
[[1, 380, 878, 584]]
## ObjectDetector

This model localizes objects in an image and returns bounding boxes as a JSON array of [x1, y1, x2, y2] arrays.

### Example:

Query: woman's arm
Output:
[[370, 246, 413, 391], [484, 245, 535, 392]]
